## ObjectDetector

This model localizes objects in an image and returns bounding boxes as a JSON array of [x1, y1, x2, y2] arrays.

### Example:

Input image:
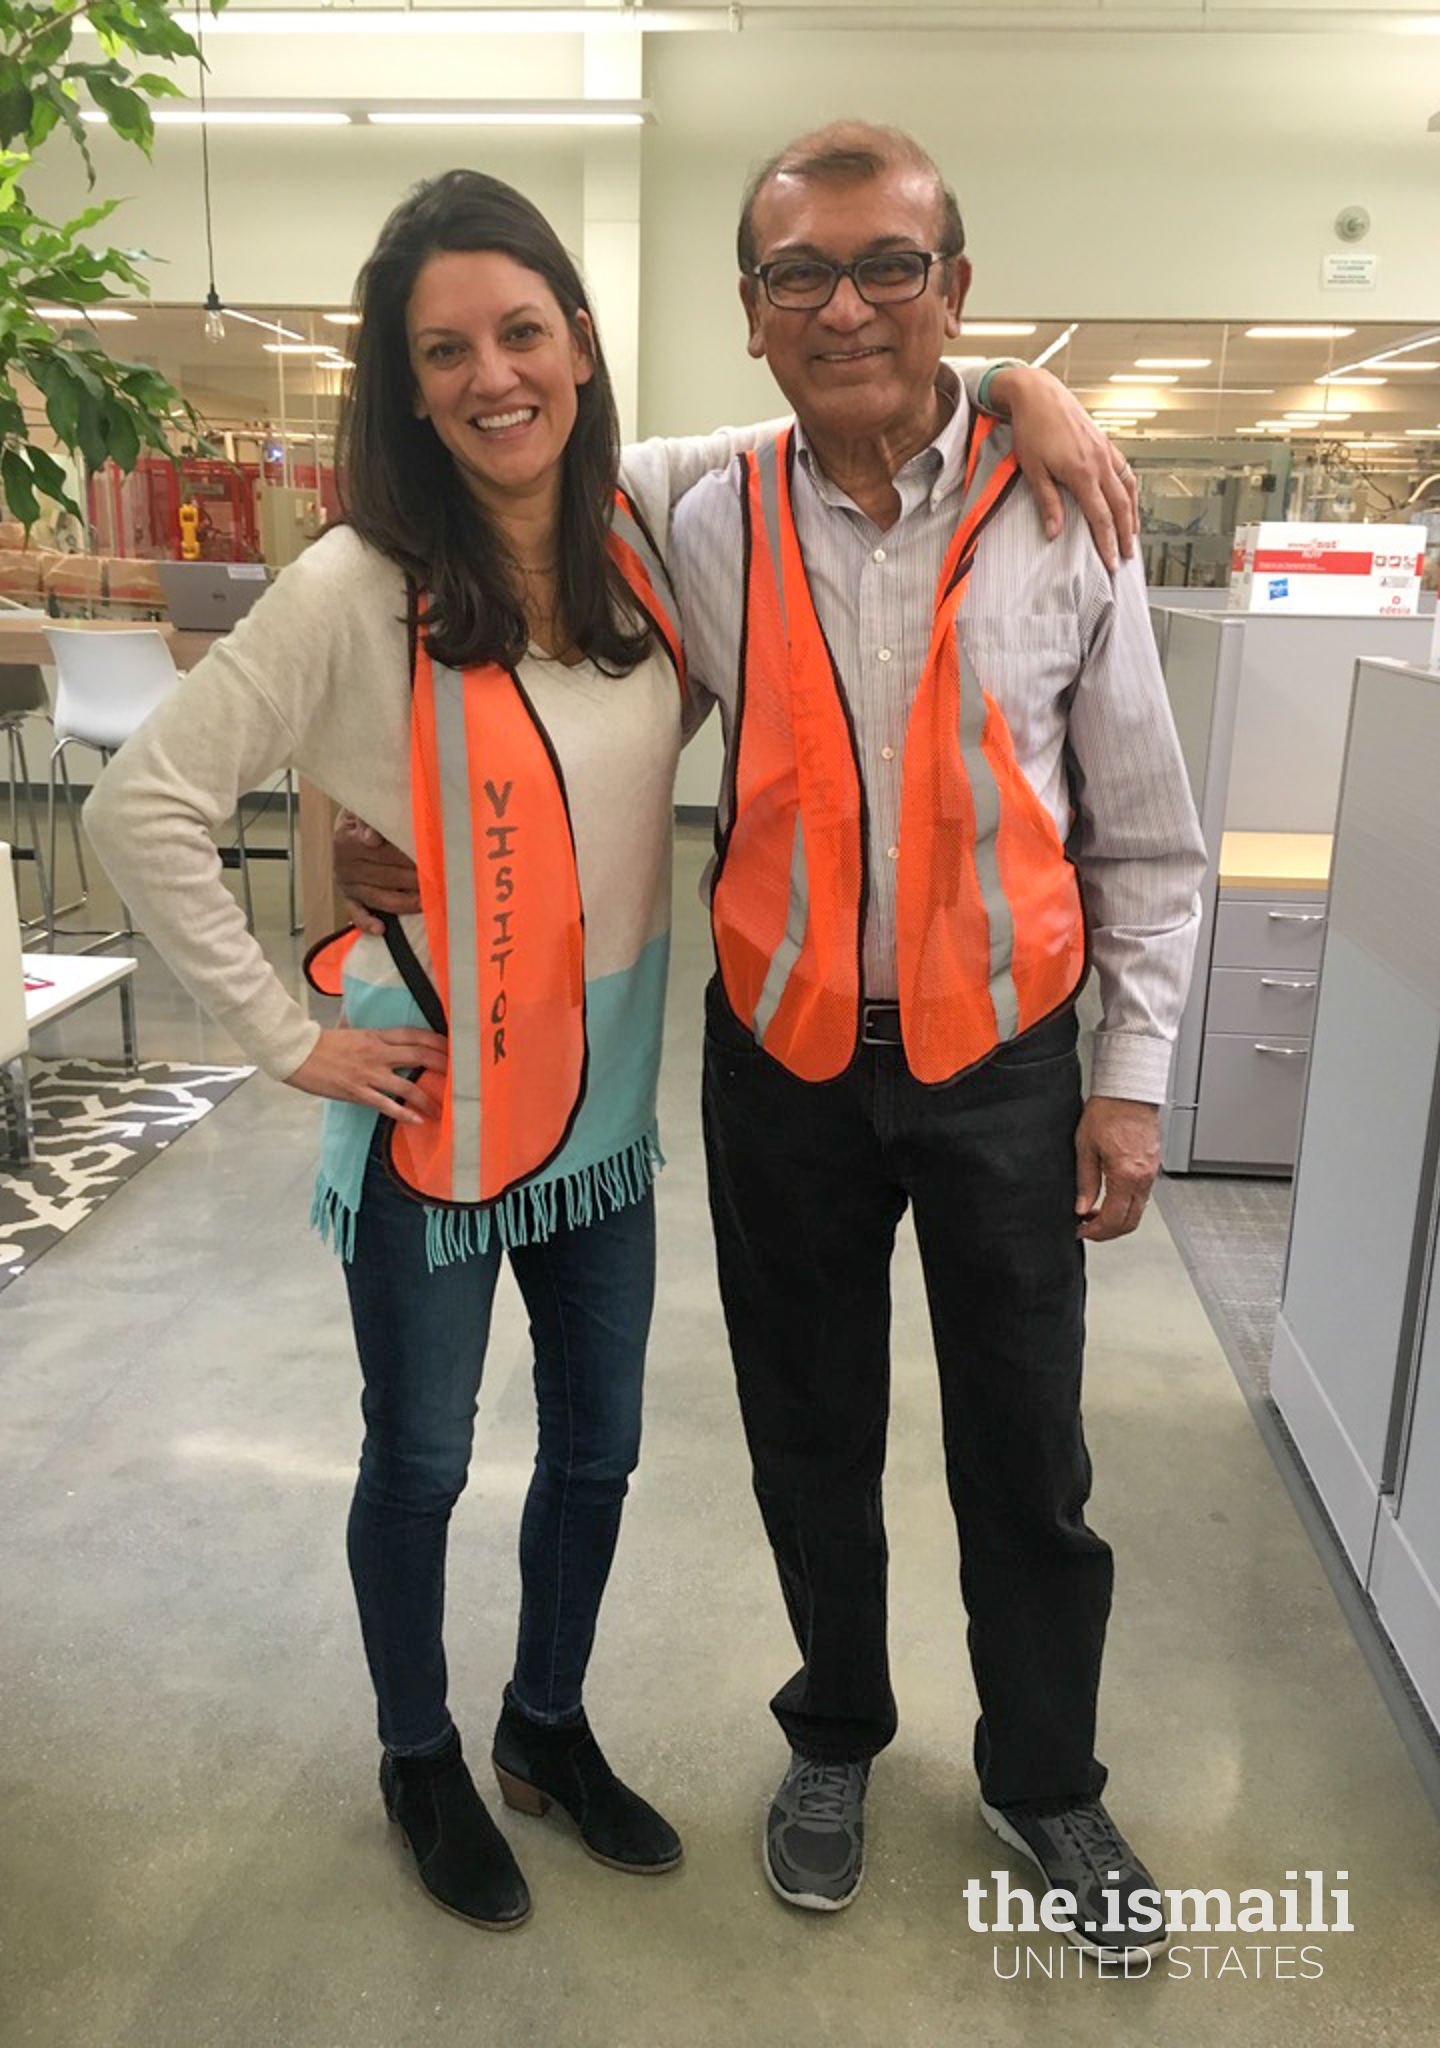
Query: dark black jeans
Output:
[[702, 976, 1112, 1813], [343, 1143, 655, 1755]]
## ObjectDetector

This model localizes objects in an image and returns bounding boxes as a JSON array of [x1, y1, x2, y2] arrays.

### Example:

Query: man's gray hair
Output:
[[736, 120, 966, 275]]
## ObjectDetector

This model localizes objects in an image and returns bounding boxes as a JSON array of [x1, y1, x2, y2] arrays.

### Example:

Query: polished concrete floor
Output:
[[4, 823, 1439, 2048]]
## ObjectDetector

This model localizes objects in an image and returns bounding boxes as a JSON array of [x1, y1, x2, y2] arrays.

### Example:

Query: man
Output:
[[668, 122, 1205, 1949], [330, 124, 1203, 1952]]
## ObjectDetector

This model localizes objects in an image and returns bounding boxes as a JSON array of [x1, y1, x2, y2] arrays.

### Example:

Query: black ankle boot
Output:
[[380, 1727, 531, 1929], [491, 1688, 683, 1874]]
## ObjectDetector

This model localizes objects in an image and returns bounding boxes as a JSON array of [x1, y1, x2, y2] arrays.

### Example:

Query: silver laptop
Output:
[[157, 560, 271, 631]]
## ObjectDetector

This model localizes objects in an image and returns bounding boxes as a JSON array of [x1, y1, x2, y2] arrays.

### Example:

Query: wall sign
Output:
[[1322, 254, 1379, 289]]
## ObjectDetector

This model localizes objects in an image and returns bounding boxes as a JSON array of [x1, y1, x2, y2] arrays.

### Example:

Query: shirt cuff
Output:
[[1089, 1030, 1175, 1106]]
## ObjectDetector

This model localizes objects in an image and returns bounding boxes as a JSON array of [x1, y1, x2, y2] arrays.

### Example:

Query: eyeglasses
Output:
[[749, 249, 952, 311]]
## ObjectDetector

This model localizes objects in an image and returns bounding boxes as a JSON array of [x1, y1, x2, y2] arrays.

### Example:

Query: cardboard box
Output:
[[1228, 522, 1426, 615]]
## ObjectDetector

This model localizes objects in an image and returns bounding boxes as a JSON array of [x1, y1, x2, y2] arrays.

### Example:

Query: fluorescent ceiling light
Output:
[[1134, 357, 1210, 369], [81, 108, 351, 126], [1093, 410, 1156, 420], [1030, 322, 1077, 371], [1318, 374, 1386, 386], [226, 311, 306, 341], [1245, 326, 1355, 340], [1404, 426, 1440, 436], [264, 343, 346, 356], [323, 313, 361, 327], [79, 9, 668, 33], [1364, 360, 1440, 372], [1284, 412, 1351, 423], [35, 305, 136, 321], [1345, 440, 1399, 449], [367, 103, 649, 126], [958, 322, 1037, 337], [1110, 374, 1176, 385], [1258, 418, 1322, 429]]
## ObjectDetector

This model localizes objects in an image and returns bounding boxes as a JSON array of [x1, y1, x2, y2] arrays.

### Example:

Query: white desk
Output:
[[4, 951, 139, 1164]]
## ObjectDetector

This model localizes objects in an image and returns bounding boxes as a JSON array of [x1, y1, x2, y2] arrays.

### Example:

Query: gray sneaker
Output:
[[979, 1796, 1170, 1957], [765, 1752, 870, 1912]]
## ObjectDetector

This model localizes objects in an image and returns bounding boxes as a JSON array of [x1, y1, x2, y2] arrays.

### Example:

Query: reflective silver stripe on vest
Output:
[[956, 638, 1018, 1044], [754, 436, 789, 641], [432, 660, 484, 1202], [610, 497, 683, 652], [746, 435, 806, 1044], [945, 424, 1019, 1042], [752, 809, 809, 1047]]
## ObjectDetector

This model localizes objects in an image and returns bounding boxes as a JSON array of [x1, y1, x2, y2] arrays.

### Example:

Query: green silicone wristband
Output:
[[974, 358, 1025, 417]]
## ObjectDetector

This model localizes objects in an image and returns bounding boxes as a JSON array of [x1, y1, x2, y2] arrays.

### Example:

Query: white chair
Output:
[[43, 624, 294, 945], [0, 842, 33, 1161], [44, 626, 180, 949]]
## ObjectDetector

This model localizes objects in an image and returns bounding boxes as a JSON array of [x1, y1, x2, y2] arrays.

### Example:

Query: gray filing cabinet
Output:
[[1159, 608, 1433, 1174], [1190, 876, 1326, 1171]]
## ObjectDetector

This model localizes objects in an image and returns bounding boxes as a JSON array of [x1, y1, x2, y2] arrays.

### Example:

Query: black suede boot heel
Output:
[[491, 1687, 683, 1874], [380, 1727, 531, 1929]]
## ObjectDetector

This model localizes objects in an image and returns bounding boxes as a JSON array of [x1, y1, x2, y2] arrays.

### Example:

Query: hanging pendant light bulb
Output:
[[196, 3, 224, 343]]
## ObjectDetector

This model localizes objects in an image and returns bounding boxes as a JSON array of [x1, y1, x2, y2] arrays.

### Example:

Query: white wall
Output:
[[24, 25, 1440, 432], [639, 29, 1440, 432]]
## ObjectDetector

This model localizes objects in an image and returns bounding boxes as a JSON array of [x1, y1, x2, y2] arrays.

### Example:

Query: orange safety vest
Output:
[[306, 487, 684, 1203], [711, 419, 1086, 1086]]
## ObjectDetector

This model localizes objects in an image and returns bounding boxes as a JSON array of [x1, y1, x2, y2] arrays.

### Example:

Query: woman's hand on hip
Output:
[[286, 1024, 448, 1124]]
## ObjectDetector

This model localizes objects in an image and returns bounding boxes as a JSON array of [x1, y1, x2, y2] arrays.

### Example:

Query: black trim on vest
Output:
[[941, 460, 1024, 604], [302, 926, 353, 996], [382, 661, 592, 1215], [707, 460, 751, 909]]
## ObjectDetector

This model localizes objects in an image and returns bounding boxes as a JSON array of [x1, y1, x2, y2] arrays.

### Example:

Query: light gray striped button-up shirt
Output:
[[670, 373, 1207, 1105]]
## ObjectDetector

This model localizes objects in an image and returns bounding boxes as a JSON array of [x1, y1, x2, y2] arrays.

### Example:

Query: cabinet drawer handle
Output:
[[1259, 977, 1317, 991], [1265, 911, 1325, 925], [1254, 1043, 1310, 1057]]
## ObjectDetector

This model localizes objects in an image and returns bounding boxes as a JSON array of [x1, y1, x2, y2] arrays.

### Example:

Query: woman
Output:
[[86, 169, 1131, 1933]]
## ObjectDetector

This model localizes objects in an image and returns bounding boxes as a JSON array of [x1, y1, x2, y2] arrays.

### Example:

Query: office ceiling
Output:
[[40, 303, 1439, 460]]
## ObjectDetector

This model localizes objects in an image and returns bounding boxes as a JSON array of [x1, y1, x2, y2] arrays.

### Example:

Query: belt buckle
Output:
[[860, 1002, 902, 1048]]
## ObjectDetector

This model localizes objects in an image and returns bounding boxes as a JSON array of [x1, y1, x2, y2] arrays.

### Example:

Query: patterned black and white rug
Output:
[[0, 1057, 253, 1293]]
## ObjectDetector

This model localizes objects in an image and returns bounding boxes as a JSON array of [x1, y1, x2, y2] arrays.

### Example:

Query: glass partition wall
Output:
[[961, 317, 1440, 588], [11, 307, 1440, 593]]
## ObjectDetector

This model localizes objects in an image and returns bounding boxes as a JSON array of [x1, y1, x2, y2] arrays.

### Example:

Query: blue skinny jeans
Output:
[[342, 1143, 655, 1754]]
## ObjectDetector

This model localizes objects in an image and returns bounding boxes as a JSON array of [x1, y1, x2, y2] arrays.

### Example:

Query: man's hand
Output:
[[333, 808, 422, 934], [285, 1023, 447, 1124], [1074, 1095, 1160, 1242], [986, 364, 1138, 572]]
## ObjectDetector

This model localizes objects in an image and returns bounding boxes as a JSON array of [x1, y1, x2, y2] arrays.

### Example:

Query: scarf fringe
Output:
[[311, 1129, 662, 1272]]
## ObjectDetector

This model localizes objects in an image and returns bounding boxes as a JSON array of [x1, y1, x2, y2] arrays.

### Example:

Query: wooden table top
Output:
[[1219, 830, 1333, 893], [0, 616, 221, 672]]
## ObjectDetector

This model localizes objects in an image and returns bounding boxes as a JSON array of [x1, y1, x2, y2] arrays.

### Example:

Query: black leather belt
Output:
[[860, 1002, 903, 1047]]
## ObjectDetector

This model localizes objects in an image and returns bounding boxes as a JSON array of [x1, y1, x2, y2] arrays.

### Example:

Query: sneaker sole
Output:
[[763, 1848, 862, 1914], [977, 1799, 1170, 1961]]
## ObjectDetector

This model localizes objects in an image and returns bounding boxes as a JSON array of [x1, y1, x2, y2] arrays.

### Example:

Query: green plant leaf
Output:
[[1, 444, 39, 526]]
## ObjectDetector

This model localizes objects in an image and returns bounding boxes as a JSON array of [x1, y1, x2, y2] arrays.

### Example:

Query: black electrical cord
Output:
[[195, 1, 221, 326]]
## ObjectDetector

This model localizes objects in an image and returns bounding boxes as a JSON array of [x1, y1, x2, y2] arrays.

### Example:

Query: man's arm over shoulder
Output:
[[1065, 535, 1208, 1106]]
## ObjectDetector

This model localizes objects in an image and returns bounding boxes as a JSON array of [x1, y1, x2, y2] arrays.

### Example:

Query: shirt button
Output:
[[877, 647, 892, 663], [873, 547, 887, 563], [881, 745, 895, 762], [886, 844, 899, 861]]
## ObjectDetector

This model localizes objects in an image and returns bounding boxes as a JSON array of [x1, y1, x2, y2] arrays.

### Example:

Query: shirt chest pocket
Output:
[[959, 615, 1082, 757]]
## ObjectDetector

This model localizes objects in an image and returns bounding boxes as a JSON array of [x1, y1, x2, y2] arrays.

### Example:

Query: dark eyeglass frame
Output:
[[748, 249, 954, 311]]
